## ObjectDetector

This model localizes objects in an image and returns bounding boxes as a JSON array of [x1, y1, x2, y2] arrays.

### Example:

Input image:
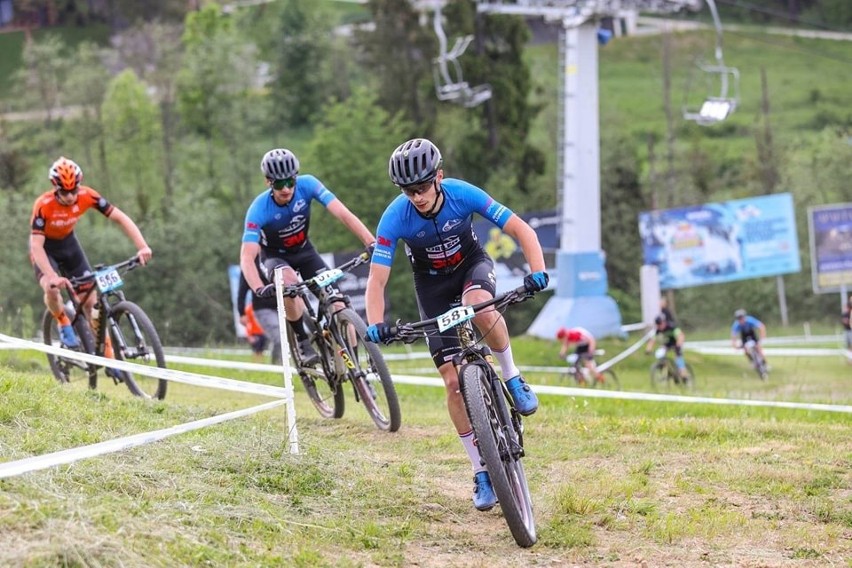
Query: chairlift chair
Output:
[[682, 0, 740, 125], [430, 2, 493, 107]]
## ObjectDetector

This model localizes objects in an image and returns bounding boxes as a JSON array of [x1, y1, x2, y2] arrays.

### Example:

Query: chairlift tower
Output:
[[473, 0, 703, 339]]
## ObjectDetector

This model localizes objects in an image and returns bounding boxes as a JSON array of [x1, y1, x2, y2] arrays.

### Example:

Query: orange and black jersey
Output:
[[30, 186, 114, 240]]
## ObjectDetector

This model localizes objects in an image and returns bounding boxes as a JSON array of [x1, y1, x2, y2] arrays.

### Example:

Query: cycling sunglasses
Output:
[[270, 177, 296, 190], [400, 179, 435, 197]]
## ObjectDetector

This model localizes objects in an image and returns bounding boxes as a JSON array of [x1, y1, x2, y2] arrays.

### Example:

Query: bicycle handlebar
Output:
[[280, 250, 371, 298], [67, 255, 141, 288], [384, 285, 535, 345]]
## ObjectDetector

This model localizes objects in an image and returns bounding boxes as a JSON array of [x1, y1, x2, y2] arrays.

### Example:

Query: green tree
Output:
[[102, 69, 164, 219], [252, 0, 338, 127], [356, 0, 437, 127], [177, 3, 270, 210], [11, 34, 68, 131], [64, 40, 112, 190]]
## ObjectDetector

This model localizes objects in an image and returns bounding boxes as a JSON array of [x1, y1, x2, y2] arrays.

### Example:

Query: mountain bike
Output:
[[42, 256, 168, 399], [282, 252, 400, 433], [649, 346, 695, 389], [563, 352, 619, 389], [742, 339, 769, 380], [384, 284, 538, 548]]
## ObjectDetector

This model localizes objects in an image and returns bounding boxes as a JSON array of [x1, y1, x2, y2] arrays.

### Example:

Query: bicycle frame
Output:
[[283, 253, 371, 394], [385, 285, 537, 546]]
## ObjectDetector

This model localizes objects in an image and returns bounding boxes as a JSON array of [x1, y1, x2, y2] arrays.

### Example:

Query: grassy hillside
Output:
[[527, 26, 852, 196], [1, 337, 849, 566]]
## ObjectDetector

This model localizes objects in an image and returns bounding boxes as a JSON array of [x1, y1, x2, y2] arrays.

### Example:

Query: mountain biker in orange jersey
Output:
[[29, 157, 153, 359], [556, 326, 604, 384]]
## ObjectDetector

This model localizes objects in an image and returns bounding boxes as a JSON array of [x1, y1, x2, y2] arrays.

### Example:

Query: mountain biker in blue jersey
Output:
[[363, 138, 549, 512], [240, 148, 375, 365], [731, 308, 768, 366]]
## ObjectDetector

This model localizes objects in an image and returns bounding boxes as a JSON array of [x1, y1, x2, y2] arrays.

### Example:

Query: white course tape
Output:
[[597, 329, 656, 372], [688, 345, 848, 357], [0, 399, 287, 479], [388, 374, 852, 414], [0, 333, 291, 399]]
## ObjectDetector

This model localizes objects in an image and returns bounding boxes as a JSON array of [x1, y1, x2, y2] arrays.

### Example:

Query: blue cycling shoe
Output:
[[506, 375, 538, 416], [59, 325, 80, 348], [473, 471, 497, 511]]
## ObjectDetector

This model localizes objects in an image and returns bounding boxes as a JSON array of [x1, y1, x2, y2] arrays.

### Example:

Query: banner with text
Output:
[[638, 193, 800, 290], [808, 203, 852, 293]]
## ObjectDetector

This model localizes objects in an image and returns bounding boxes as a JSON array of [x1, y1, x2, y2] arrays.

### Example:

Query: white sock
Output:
[[493, 344, 520, 381], [459, 430, 486, 473]]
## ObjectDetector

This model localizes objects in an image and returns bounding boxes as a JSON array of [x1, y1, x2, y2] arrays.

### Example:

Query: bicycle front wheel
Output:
[[110, 301, 167, 400], [333, 308, 401, 432], [42, 307, 96, 389], [649, 360, 670, 388], [461, 363, 536, 548]]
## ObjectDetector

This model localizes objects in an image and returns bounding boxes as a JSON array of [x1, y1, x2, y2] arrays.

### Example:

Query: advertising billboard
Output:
[[472, 209, 558, 293], [638, 193, 800, 290], [808, 203, 852, 293]]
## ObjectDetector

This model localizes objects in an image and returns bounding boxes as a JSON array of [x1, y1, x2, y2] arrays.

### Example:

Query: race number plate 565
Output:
[[95, 268, 123, 293]]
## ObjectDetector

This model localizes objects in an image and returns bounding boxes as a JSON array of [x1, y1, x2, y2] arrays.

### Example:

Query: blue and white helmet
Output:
[[388, 138, 442, 187], [260, 148, 299, 179]]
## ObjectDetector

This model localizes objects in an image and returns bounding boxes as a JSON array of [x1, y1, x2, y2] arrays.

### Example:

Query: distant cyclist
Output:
[[842, 295, 852, 364], [29, 157, 153, 364], [731, 308, 767, 366], [645, 313, 689, 380], [556, 327, 603, 384]]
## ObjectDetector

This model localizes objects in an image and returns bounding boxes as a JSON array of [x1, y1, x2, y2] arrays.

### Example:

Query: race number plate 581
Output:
[[95, 268, 123, 293], [437, 305, 475, 333]]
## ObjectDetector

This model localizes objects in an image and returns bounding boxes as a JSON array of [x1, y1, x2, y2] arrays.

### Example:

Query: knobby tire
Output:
[[333, 308, 401, 432], [42, 307, 96, 389], [110, 301, 167, 399], [291, 311, 344, 419], [461, 363, 536, 548]]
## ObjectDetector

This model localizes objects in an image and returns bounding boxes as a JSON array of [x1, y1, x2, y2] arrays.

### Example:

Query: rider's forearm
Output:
[[329, 201, 375, 246], [30, 239, 58, 281], [111, 209, 149, 251], [240, 243, 265, 292], [503, 216, 545, 273]]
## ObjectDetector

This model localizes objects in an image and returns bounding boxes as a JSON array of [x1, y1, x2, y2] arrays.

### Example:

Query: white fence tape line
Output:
[[597, 329, 656, 372], [688, 345, 848, 357], [0, 333, 291, 399], [388, 374, 852, 413], [0, 399, 287, 479], [165, 353, 284, 373], [274, 266, 299, 455]]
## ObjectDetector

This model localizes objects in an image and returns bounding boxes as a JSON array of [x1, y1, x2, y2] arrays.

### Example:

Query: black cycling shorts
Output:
[[33, 233, 94, 292], [413, 253, 496, 368], [259, 241, 328, 283]]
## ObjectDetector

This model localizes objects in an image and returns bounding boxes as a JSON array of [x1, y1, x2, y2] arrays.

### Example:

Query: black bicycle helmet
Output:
[[654, 314, 666, 325], [260, 148, 299, 179], [388, 138, 442, 187]]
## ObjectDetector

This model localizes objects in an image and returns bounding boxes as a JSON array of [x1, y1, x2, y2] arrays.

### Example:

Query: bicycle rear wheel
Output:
[[461, 363, 536, 548], [42, 307, 96, 389], [592, 369, 619, 390], [333, 308, 400, 432], [109, 301, 167, 399], [288, 315, 344, 419]]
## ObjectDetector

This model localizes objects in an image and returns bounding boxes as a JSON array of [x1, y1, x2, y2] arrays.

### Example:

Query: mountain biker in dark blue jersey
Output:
[[363, 138, 549, 512], [240, 148, 375, 364], [731, 308, 768, 366]]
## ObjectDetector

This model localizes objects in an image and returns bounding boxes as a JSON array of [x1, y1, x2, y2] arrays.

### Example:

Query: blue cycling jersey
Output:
[[732, 315, 762, 337], [372, 178, 514, 275], [241, 175, 336, 253]]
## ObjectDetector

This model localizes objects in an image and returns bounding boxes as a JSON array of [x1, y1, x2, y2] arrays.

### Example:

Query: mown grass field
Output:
[[1, 332, 850, 567]]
